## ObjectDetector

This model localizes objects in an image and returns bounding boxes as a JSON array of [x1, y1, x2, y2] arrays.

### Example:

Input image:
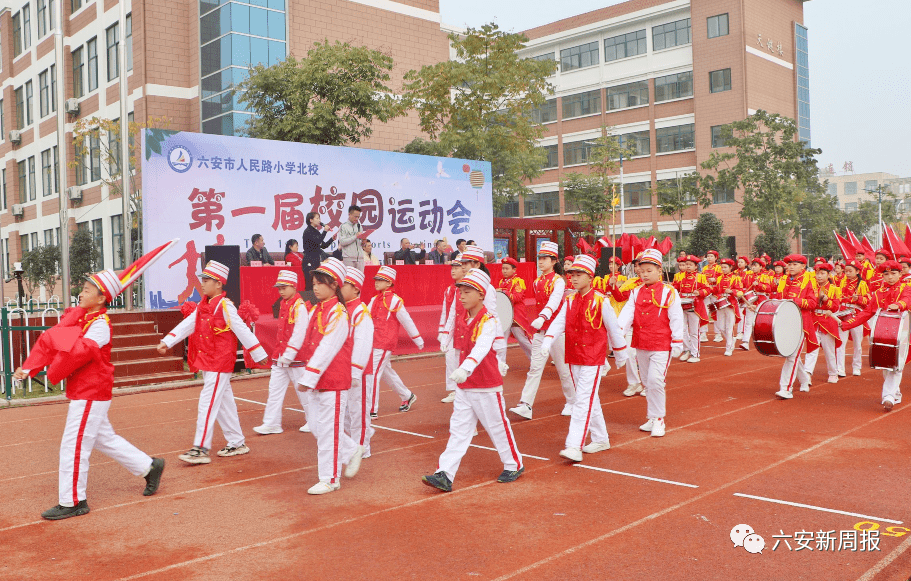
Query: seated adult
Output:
[[245, 234, 275, 265], [392, 238, 426, 265], [363, 239, 381, 266], [449, 238, 467, 263], [284, 239, 303, 268], [427, 240, 447, 264]]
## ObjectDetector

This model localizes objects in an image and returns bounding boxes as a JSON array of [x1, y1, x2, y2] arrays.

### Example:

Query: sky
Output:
[[439, 0, 911, 178]]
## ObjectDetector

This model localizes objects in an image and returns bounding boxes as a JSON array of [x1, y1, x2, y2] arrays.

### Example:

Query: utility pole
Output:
[[118, 0, 132, 309], [55, 0, 70, 307]]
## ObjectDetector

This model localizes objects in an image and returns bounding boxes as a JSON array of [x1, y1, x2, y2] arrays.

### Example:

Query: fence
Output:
[[1, 305, 62, 400]]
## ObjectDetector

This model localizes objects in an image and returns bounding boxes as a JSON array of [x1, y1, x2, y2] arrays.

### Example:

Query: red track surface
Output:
[[2, 342, 911, 580]]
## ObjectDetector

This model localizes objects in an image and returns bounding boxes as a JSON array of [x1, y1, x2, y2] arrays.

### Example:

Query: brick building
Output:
[[503, 0, 812, 258]]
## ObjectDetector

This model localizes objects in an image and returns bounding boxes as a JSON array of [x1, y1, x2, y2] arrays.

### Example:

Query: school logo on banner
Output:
[[168, 146, 193, 173]]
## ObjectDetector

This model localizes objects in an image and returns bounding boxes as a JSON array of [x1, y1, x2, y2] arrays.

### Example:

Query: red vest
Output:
[[300, 298, 352, 391], [630, 283, 674, 352], [347, 298, 373, 375], [534, 271, 562, 332], [452, 298, 469, 351], [188, 293, 238, 373], [64, 309, 115, 401], [272, 294, 307, 365], [563, 289, 608, 366], [371, 290, 403, 351], [459, 307, 502, 389]]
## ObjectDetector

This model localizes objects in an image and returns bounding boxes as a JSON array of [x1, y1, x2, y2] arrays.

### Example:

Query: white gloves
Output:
[[277, 355, 292, 367], [440, 338, 451, 353], [614, 352, 628, 369], [531, 317, 545, 330], [498, 361, 509, 377], [415, 339, 425, 350], [449, 368, 469, 384], [539, 338, 553, 357], [437, 333, 446, 345], [671, 345, 683, 359], [600, 363, 609, 377], [351, 376, 362, 390]]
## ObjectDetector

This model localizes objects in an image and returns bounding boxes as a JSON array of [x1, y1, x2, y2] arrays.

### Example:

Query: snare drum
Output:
[[681, 298, 695, 312], [753, 299, 803, 358], [707, 296, 734, 317], [741, 290, 767, 307], [495, 291, 515, 335], [869, 310, 909, 371]]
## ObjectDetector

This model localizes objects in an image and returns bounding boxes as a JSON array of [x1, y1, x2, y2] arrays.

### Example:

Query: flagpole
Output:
[[118, 0, 132, 310], [55, 0, 70, 308]]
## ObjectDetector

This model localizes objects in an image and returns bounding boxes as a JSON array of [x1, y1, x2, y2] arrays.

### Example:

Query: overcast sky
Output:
[[440, 0, 911, 178]]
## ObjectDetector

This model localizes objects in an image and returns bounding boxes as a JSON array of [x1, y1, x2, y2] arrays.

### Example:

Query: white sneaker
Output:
[[650, 418, 665, 437], [895, 394, 903, 404], [441, 392, 455, 403], [853, 370, 861, 376], [700, 333, 708, 343], [687, 357, 700, 363], [735, 333, 742, 340], [559, 447, 583, 462], [217, 444, 250, 457], [639, 388, 647, 397], [510, 403, 533, 420], [713, 335, 723, 342], [582, 440, 611, 453], [639, 418, 654, 432], [252, 424, 283, 435], [883, 397, 895, 411], [623, 383, 643, 397], [827, 375, 838, 384], [299, 423, 311, 433], [561, 403, 573, 416], [799, 384, 810, 392], [679, 351, 691, 362], [345, 446, 365, 478], [307, 481, 340, 495], [739, 343, 750, 351], [723, 350, 733, 357], [775, 390, 793, 399]]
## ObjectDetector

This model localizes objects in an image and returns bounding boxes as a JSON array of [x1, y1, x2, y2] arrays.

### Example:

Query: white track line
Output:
[[857, 531, 911, 580], [469, 444, 549, 461], [372, 424, 435, 439], [574, 464, 698, 488], [733, 493, 903, 525]]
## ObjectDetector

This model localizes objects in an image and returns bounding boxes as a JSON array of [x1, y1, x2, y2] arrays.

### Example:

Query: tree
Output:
[[655, 172, 710, 243], [401, 137, 451, 158], [21, 244, 61, 298], [238, 41, 405, 146], [69, 228, 98, 297], [753, 229, 790, 260], [403, 23, 557, 210], [795, 188, 841, 259], [683, 213, 726, 257], [840, 199, 898, 241]]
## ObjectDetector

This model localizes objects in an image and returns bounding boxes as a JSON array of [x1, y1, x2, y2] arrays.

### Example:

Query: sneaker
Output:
[[713, 334, 723, 342], [422, 471, 453, 492], [441, 392, 455, 403], [679, 351, 691, 362], [838, 371, 847, 378], [700, 333, 708, 343], [650, 418, 666, 437], [723, 350, 733, 357], [217, 444, 250, 457], [582, 440, 611, 453], [799, 384, 810, 393], [853, 370, 861, 376], [739, 344, 750, 351], [561, 403, 573, 416], [639, 388, 647, 397], [299, 423, 311, 433], [623, 383, 643, 397], [178, 446, 211, 464], [307, 481, 340, 495], [895, 394, 903, 404], [399, 393, 417, 412], [497, 466, 525, 483], [143, 458, 165, 497], [775, 390, 793, 400], [345, 446, 365, 478], [41, 500, 90, 520], [369, 412, 378, 419], [735, 333, 742, 340], [559, 447, 583, 462], [639, 418, 654, 432], [827, 375, 839, 384], [253, 424, 283, 435], [509, 403, 533, 420], [883, 397, 894, 411], [687, 357, 700, 363]]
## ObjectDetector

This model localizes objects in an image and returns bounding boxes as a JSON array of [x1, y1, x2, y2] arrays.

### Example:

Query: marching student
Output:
[[900, 257, 911, 283], [540, 255, 628, 461], [16, 243, 176, 520], [734, 256, 749, 339], [701, 250, 723, 342], [802, 262, 842, 384], [712, 258, 743, 357], [737, 257, 770, 351], [446, 246, 508, 367], [368, 265, 425, 416], [833, 261, 846, 286], [771, 260, 786, 289], [341, 267, 376, 458], [296, 258, 363, 494], [837, 260, 870, 377], [608, 256, 645, 395], [422, 269, 523, 492], [673, 256, 687, 283], [771, 254, 819, 400], [509, 241, 575, 419], [595, 256, 626, 313], [498, 256, 533, 360], [868, 249, 892, 291], [840, 260, 911, 410], [158, 261, 269, 464], [438, 259, 465, 403], [617, 249, 685, 437], [673, 255, 712, 362], [253, 270, 311, 435]]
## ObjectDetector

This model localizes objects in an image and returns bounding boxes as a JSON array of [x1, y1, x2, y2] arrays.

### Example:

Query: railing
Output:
[[1, 306, 61, 400]]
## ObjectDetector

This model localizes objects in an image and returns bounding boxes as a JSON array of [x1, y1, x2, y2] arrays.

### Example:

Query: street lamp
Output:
[[861, 185, 888, 245]]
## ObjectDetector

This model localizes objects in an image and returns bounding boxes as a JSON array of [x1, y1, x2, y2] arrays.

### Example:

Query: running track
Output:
[[1, 343, 910, 581]]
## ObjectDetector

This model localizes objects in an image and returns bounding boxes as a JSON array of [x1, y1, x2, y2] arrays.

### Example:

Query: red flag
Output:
[[118, 238, 180, 292], [885, 224, 911, 257], [576, 236, 593, 255], [658, 237, 674, 255], [834, 231, 854, 262], [620, 233, 632, 263], [596, 236, 612, 249], [861, 236, 876, 259], [846, 230, 864, 256], [905, 224, 911, 252]]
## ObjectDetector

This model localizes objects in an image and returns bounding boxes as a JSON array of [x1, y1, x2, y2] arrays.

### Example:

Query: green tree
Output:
[[403, 23, 557, 210], [238, 41, 405, 146], [795, 188, 841, 259], [753, 229, 791, 260], [655, 172, 710, 243], [400, 137, 450, 158], [840, 199, 898, 241], [683, 213, 725, 257], [21, 244, 61, 298], [69, 228, 98, 297]]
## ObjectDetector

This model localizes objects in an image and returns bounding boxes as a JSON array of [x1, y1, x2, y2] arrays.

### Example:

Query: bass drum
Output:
[[495, 291, 515, 335], [869, 311, 910, 371], [752, 299, 803, 358]]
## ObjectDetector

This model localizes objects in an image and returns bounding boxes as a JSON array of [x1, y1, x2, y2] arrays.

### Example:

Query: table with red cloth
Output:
[[241, 263, 538, 357]]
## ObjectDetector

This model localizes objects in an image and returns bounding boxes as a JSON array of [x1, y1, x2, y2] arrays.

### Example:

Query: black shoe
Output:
[[42, 500, 90, 520], [497, 466, 525, 483], [369, 412, 378, 419], [421, 472, 452, 492], [143, 458, 165, 496], [399, 393, 417, 412]]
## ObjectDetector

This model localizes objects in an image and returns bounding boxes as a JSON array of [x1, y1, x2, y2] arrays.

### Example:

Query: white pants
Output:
[[716, 308, 736, 352], [637, 350, 670, 419], [736, 310, 745, 337], [445, 349, 460, 393], [511, 326, 533, 360], [742, 308, 758, 346], [625, 330, 641, 386], [195, 371, 244, 450], [345, 375, 375, 456], [262, 365, 307, 428], [59, 399, 152, 506], [370, 349, 412, 415], [882, 369, 904, 403], [437, 388, 522, 482], [518, 332, 574, 407], [803, 331, 838, 378], [837, 326, 864, 375], [779, 338, 810, 392], [684, 312, 702, 358], [307, 388, 358, 484], [342, 256, 364, 272], [566, 365, 608, 449]]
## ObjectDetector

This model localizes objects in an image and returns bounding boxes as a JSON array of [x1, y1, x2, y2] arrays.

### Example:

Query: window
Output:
[[49, 65, 56, 113], [74, 137, 86, 186], [657, 178, 695, 205], [87, 37, 98, 92], [89, 134, 101, 181], [37, 0, 47, 38], [0, 99, 5, 139], [844, 182, 857, 196], [826, 183, 837, 197], [711, 125, 729, 148], [41, 149, 52, 196], [623, 182, 651, 208], [542, 145, 558, 169], [563, 141, 592, 166], [20, 234, 29, 256], [524, 191, 559, 216], [623, 131, 650, 156], [654, 71, 693, 102], [562, 89, 601, 119], [3, 239, 8, 278], [606, 81, 649, 110], [656, 124, 695, 153], [49, 0, 56, 35], [39, 70, 49, 117], [72, 47, 84, 98], [92, 218, 104, 269], [52, 146, 59, 193], [108, 121, 121, 175], [106, 23, 119, 81], [111, 215, 124, 269], [22, 4, 31, 50], [845, 202, 858, 212], [560, 41, 599, 72], [27, 157, 36, 201], [44, 228, 52, 246], [864, 180, 878, 193], [713, 186, 735, 204], [653, 18, 691, 51], [530, 52, 554, 62], [72, 0, 82, 11], [707, 14, 729, 38], [529, 98, 557, 124], [24, 81, 33, 125], [604, 29, 646, 62], [14, 87, 24, 129], [17, 160, 26, 203], [796, 24, 811, 143], [710, 69, 732, 93], [126, 14, 133, 71], [12, 12, 22, 58], [496, 197, 520, 218], [1, 169, 6, 210]]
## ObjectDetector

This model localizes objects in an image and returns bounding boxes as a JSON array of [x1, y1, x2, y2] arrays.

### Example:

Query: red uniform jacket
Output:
[[459, 307, 502, 389], [300, 297, 353, 391], [370, 290, 420, 351], [713, 273, 743, 321], [812, 281, 842, 348], [187, 293, 240, 373], [842, 281, 911, 365], [563, 290, 610, 366], [498, 275, 531, 338], [629, 283, 674, 351], [272, 294, 307, 365], [772, 272, 819, 352], [673, 272, 711, 326]]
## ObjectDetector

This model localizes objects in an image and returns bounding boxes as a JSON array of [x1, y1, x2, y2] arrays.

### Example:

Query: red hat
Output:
[[875, 248, 893, 259], [564, 254, 575, 262], [609, 256, 623, 266], [706, 250, 719, 258], [815, 262, 834, 272], [879, 260, 901, 273], [501, 257, 519, 268], [900, 256, 911, 266], [719, 258, 735, 267], [814, 256, 827, 264], [751, 257, 765, 266], [845, 260, 863, 271], [773, 260, 787, 268], [784, 254, 808, 265], [737, 256, 749, 263], [685, 255, 701, 264], [676, 256, 687, 263]]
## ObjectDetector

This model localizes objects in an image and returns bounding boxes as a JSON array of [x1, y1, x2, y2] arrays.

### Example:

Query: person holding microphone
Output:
[[302, 212, 334, 289]]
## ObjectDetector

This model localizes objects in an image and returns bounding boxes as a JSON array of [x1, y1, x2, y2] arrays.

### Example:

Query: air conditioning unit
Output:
[[8, 130, 21, 144], [67, 186, 82, 201], [65, 99, 80, 115], [11, 204, 24, 217]]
